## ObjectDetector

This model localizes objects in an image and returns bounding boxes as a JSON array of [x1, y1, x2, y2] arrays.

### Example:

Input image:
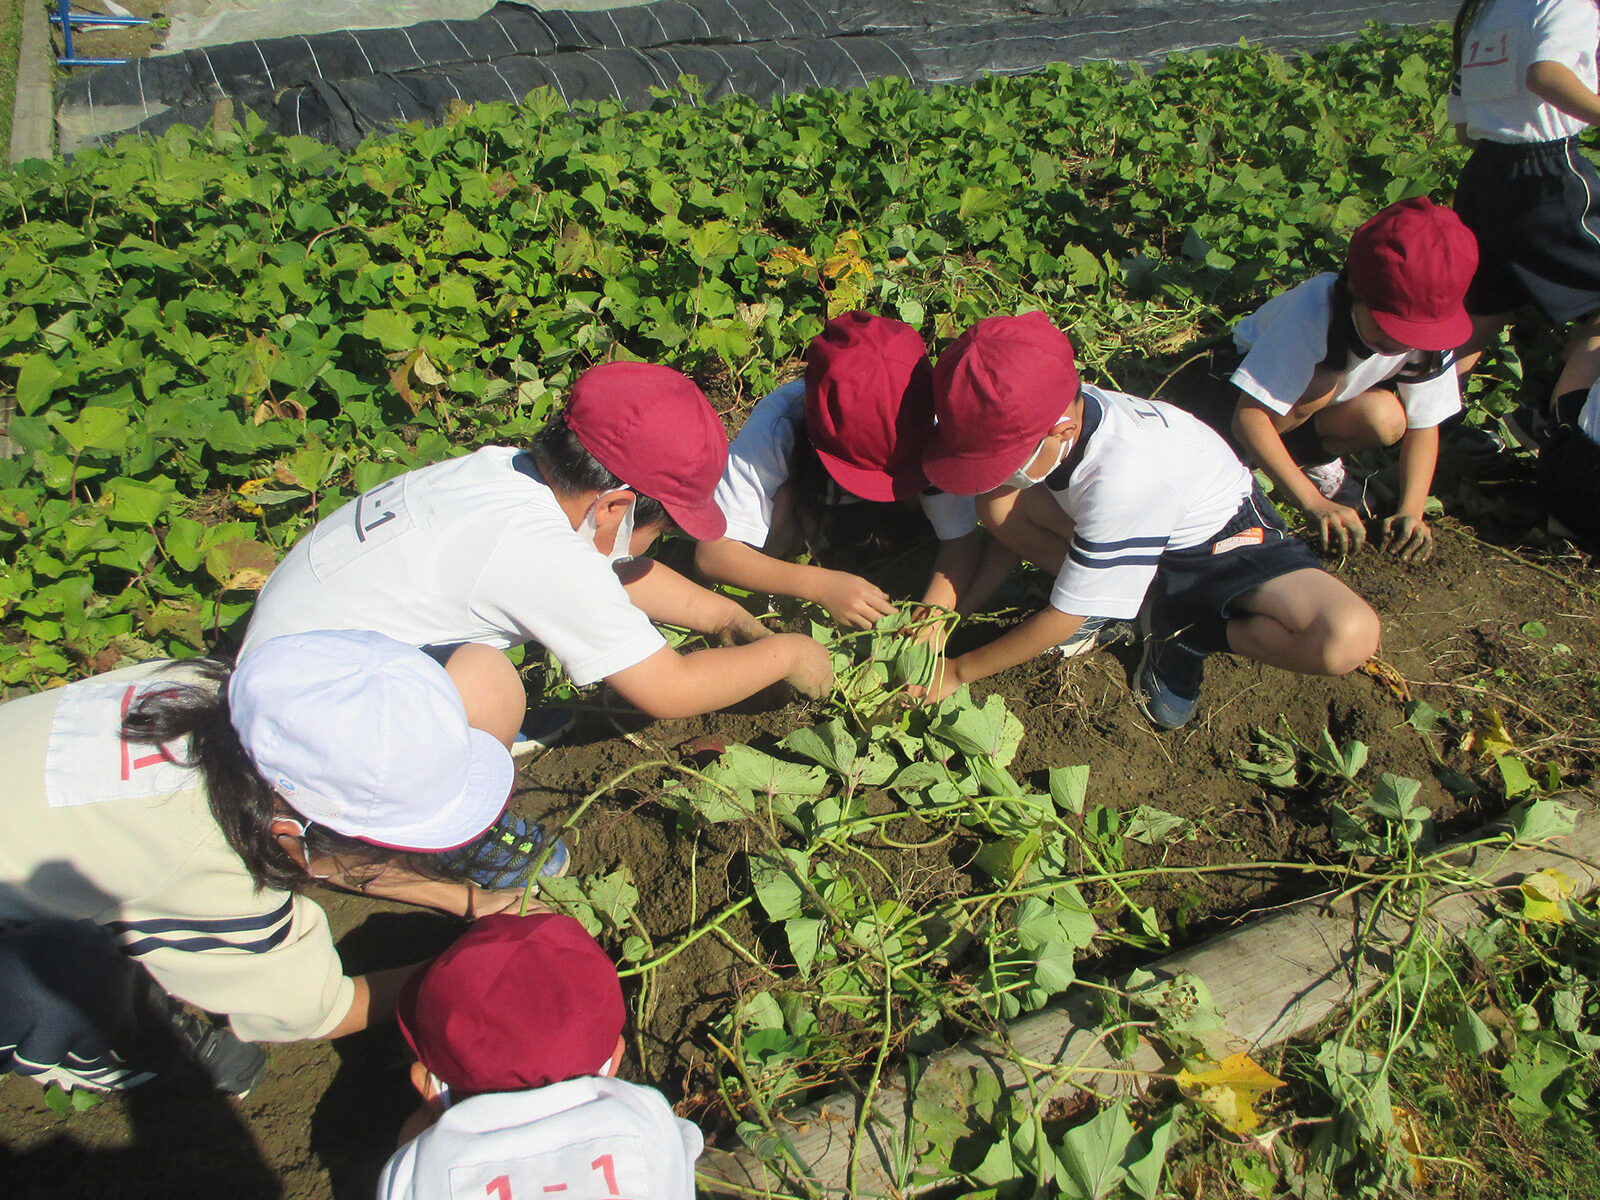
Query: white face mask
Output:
[[1001, 431, 1075, 490], [579, 489, 637, 565]]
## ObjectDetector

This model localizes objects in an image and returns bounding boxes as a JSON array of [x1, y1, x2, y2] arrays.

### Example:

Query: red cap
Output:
[[1347, 197, 1477, 352], [804, 312, 934, 502], [565, 362, 729, 540], [924, 312, 1079, 495], [397, 913, 625, 1097]]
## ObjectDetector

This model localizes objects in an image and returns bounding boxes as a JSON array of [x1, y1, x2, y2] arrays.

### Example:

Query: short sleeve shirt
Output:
[[377, 1078, 704, 1200], [713, 381, 978, 547], [1230, 275, 1462, 430], [0, 663, 353, 1043], [240, 448, 665, 688], [1044, 387, 1253, 619], [1448, 0, 1600, 143]]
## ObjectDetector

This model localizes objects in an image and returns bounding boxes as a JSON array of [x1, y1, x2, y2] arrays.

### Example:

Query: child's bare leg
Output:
[[1226, 568, 1380, 675], [1311, 389, 1407, 457], [1551, 310, 1600, 407], [976, 486, 1074, 573], [443, 644, 527, 750]]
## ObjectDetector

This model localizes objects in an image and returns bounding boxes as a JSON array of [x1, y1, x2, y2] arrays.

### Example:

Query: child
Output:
[[241, 363, 832, 882], [695, 312, 1011, 631], [1451, 0, 1600, 440], [1539, 374, 1600, 548], [1192, 198, 1478, 563], [0, 630, 526, 1097], [921, 312, 1382, 730], [379, 913, 701, 1200]]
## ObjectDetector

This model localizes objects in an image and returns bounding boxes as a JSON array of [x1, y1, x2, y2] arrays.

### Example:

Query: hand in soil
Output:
[[1312, 499, 1367, 556], [1380, 514, 1434, 562]]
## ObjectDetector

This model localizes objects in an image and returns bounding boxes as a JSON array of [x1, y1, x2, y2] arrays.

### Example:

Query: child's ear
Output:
[[410, 1061, 445, 1108]]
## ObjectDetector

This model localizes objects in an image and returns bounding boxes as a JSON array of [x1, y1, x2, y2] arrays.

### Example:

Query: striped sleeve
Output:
[[1049, 479, 1181, 619], [119, 888, 354, 1043]]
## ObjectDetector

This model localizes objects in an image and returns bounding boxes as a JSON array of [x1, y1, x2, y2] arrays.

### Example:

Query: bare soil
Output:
[[2, 459, 1596, 1200]]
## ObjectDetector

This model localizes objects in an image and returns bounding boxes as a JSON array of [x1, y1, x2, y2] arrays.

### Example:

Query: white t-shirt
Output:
[[0, 663, 353, 1046], [1044, 387, 1253, 619], [714, 380, 979, 548], [240, 448, 665, 688], [1581, 377, 1600, 442], [1231, 275, 1463, 430], [1449, 0, 1600, 143], [378, 1077, 704, 1200]]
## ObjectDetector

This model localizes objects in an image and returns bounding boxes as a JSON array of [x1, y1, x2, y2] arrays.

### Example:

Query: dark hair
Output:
[[1452, 0, 1493, 70], [530, 418, 670, 529], [787, 423, 841, 553], [122, 659, 474, 893]]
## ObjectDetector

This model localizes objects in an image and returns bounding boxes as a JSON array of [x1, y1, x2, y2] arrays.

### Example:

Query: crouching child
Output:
[[920, 312, 1382, 730]]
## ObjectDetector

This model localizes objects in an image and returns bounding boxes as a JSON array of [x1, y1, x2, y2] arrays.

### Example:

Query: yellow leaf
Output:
[[1393, 1105, 1425, 1188], [1175, 1051, 1285, 1134], [1521, 868, 1575, 924], [1463, 708, 1515, 758], [763, 246, 815, 278], [412, 349, 445, 387]]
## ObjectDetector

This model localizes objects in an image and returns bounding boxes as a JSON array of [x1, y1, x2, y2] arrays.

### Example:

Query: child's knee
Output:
[[1319, 601, 1382, 674], [1374, 404, 1408, 447]]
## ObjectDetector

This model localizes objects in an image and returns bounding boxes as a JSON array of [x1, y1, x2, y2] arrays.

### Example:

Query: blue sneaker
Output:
[[440, 810, 570, 891], [511, 707, 575, 760], [1133, 612, 1207, 730], [1053, 615, 1128, 658]]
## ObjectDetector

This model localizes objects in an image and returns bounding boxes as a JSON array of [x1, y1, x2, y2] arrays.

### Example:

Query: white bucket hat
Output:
[[229, 630, 514, 852]]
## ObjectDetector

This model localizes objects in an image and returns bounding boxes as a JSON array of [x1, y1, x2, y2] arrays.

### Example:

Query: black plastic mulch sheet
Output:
[[61, 0, 923, 150], [873, 0, 1459, 84], [58, 0, 1458, 151], [118, 34, 922, 149]]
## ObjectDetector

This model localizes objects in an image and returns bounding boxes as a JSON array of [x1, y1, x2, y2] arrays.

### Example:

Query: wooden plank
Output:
[[10, 0, 54, 165], [700, 793, 1600, 1197]]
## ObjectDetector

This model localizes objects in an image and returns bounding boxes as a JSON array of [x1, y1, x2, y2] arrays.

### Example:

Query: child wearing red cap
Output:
[[694, 312, 1012, 632], [380, 913, 702, 1200], [1451, 0, 1600, 445], [241, 363, 832, 884], [1183, 198, 1478, 564], [923, 312, 1381, 731]]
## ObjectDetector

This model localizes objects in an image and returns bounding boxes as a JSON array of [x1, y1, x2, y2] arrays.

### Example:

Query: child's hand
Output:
[[715, 608, 773, 646], [814, 569, 896, 629], [779, 633, 836, 698], [1380, 514, 1434, 562], [1310, 499, 1368, 556]]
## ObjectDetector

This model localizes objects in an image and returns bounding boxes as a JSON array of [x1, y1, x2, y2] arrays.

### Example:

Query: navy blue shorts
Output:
[[0, 920, 167, 1091], [1539, 397, 1600, 550], [1146, 487, 1323, 655], [1455, 138, 1600, 324]]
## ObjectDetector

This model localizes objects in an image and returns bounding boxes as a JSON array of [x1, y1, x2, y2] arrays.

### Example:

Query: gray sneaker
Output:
[[1053, 615, 1129, 658]]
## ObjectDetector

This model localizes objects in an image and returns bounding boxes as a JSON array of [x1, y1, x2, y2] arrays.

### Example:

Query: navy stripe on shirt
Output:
[[120, 921, 294, 958], [107, 897, 294, 939], [1073, 534, 1169, 552]]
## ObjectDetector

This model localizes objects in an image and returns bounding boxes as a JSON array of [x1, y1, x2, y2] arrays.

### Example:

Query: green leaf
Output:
[[360, 309, 418, 352], [1452, 1008, 1497, 1056], [1123, 1110, 1177, 1200], [929, 693, 1024, 766], [1054, 1100, 1135, 1200], [51, 407, 129, 453], [1505, 798, 1578, 844], [14, 353, 63, 414], [1495, 755, 1537, 799], [1048, 764, 1089, 815], [749, 849, 807, 922], [778, 718, 856, 777], [1123, 805, 1191, 845]]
